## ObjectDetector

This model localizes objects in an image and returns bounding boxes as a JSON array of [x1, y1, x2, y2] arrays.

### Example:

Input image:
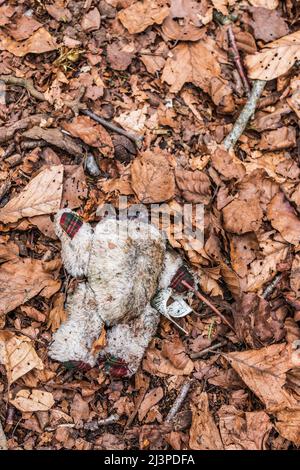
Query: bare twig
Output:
[[227, 25, 251, 96], [262, 273, 283, 299], [0, 419, 8, 450], [0, 75, 45, 101], [81, 109, 143, 149], [0, 114, 49, 144], [181, 280, 236, 333], [190, 340, 227, 359], [166, 379, 193, 423], [223, 79, 266, 150], [125, 387, 147, 430], [83, 414, 119, 431]]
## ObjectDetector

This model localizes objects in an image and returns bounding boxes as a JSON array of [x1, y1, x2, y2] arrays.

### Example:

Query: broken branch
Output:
[[190, 340, 227, 360], [81, 109, 143, 150], [223, 79, 266, 150], [22, 126, 84, 157], [0, 75, 45, 101], [166, 379, 193, 423], [227, 25, 251, 97]]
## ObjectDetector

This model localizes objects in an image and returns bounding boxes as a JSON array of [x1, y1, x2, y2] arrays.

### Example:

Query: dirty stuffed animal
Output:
[[49, 209, 192, 377]]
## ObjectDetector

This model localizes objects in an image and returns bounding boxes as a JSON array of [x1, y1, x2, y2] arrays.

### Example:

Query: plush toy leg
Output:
[[48, 282, 103, 367], [100, 304, 160, 377], [54, 209, 93, 278]]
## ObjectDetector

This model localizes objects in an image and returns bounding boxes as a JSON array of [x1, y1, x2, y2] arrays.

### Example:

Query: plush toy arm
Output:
[[48, 282, 103, 367], [54, 209, 93, 278]]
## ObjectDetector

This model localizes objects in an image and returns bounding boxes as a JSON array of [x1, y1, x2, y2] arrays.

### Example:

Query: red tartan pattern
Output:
[[60, 212, 83, 239], [170, 265, 194, 293]]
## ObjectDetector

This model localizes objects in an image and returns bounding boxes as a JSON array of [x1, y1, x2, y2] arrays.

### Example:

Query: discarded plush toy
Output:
[[49, 209, 194, 377]]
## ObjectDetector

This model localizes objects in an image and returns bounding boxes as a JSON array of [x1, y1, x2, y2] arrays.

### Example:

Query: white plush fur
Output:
[[49, 210, 187, 375], [48, 282, 103, 365], [101, 304, 160, 375]]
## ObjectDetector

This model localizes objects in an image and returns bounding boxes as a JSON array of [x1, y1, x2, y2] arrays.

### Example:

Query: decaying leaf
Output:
[[10, 389, 54, 412], [0, 27, 58, 57], [81, 7, 101, 32], [63, 116, 113, 157], [189, 390, 224, 450], [222, 197, 263, 235], [47, 293, 67, 333], [248, 0, 279, 8], [218, 406, 272, 450], [131, 150, 175, 203], [0, 165, 63, 224], [162, 0, 205, 41], [7, 16, 43, 41], [233, 293, 285, 347], [249, 6, 289, 43], [161, 38, 222, 93], [118, 0, 169, 34], [0, 258, 61, 318], [138, 387, 163, 421], [0, 331, 43, 383], [246, 30, 300, 80], [211, 148, 245, 180], [267, 192, 300, 245], [175, 168, 211, 204], [143, 346, 194, 376], [161, 337, 192, 370]]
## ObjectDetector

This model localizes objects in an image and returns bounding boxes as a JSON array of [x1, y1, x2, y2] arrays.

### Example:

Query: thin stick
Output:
[[190, 340, 227, 359], [0, 419, 8, 450], [223, 79, 266, 150], [125, 387, 147, 430], [165, 379, 193, 423], [81, 109, 143, 149], [181, 280, 236, 333], [262, 273, 283, 299], [0, 75, 45, 101], [227, 25, 251, 96]]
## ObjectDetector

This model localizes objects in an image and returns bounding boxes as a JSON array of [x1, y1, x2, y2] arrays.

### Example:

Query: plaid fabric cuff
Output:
[[170, 265, 194, 293], [60, 212, 83, 239]]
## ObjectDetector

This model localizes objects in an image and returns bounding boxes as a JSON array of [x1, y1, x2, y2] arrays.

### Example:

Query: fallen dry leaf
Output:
[[211, 148, 245, 180], [138, 387, 163, 421], [249, 6, 289, 43], [248, 0, 278, 8], [226, 343, 297, 412], [161, 337, 192, 370], [246, 30, 300, 80], [47, 293, 67, 332], [7, 16, 43, 41], [0, 27, 58, 57], [114, 106, 148, 134], [218, 405, 272, 450], [161, 38, 222, 93], [143, 347, 194, 376], [61, 165, 88, 209], [189, 390, 224, 450], [63, 116, 113, 157], [162, 0, 205, 41], [222, 197, 263, 235], [0, 257, 61, 318], [131, 150, 175, 203], [107, 42, 134, 71], [81, 7, 101, 32], [175, 168, 211, 204], [0, 331, 43, 383], [10, 389, 54, 412], [45, 3, 72, 22], [118, 0, 169, 34], [0, 165, 63, 224], [267, 192, 300, 245], [259, 127, 296, 150], [233, 293, 285, 347], [70, 393, 90, 424], [91, 326, 107, 356]]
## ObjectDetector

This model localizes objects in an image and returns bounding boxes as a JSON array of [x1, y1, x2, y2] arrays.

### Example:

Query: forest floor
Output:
[[0, 0, 300, 451]]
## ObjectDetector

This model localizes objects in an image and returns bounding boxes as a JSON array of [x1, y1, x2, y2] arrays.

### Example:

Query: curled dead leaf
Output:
[[118, 0, 169, 34], [0, 331, 43, 383], [267, 192, 300, 245], [47, 293, 67, 333], [63, 116, 113, 157], [175, 168, 211, 204], [161, 337, 191, 370], [0, 27, 58, 57], [131, 150, 175, 203], [0, 165, 63, 224], [10, 389, 54, 412]]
